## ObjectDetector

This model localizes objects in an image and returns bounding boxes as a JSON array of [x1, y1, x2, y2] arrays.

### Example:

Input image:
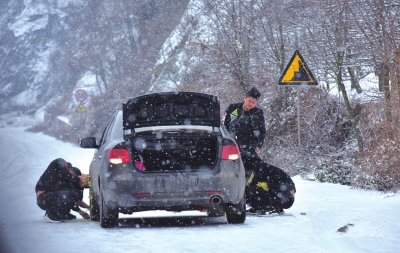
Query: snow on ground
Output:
[[0, 127, 399, 253]]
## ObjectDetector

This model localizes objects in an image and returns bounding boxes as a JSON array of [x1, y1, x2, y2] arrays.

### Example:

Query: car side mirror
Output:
[[80, 137, 99, 149]]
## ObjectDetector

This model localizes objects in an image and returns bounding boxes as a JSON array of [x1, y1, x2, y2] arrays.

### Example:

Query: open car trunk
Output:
[[123, 92, 221, 173], [132, 129, 219, 172]]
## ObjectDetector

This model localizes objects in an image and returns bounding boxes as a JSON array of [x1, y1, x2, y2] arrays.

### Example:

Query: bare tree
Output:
[[191, 0, 258, 92], [301, 0, 366, 153], [251, 0, 302, 153], [348, 0, 400, 124]]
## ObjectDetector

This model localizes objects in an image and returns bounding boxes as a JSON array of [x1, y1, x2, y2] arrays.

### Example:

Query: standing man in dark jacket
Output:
[[224, 87, 295, 215], [35, 158, 90, 222], [223, 87, 266, 161]]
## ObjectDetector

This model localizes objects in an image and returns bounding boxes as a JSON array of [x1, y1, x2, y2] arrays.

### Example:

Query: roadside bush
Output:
[[355, 137, 400, 192], [354, 102, 400, 192], [312, 156, 354, 185]]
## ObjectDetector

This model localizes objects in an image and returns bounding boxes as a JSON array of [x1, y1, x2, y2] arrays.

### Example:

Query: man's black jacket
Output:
[[35, 158, 80, 193], [224, 102, 266, 150]]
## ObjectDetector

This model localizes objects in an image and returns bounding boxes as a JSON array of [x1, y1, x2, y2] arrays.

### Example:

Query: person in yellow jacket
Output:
[[245, 161, 296, 215]]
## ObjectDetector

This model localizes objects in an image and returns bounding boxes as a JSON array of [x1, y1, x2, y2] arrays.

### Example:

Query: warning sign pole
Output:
[[297, 88, 301, 147], [278, 50, 318, 147]]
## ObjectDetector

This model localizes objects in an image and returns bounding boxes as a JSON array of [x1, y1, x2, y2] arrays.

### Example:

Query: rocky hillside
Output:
[[0, 0, 189, 127]]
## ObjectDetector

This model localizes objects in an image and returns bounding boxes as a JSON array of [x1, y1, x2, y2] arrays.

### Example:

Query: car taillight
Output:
[[108, 149, 130, 164], [221, 144, 240, 160]]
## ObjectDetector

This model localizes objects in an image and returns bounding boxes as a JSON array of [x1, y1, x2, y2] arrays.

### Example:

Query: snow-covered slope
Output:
[[0, 0, 86, 125], [0, 0, 189, 128]]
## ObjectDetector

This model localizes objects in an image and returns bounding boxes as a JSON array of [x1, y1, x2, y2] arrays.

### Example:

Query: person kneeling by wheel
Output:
[[245, 161, 296, 215], [35, 158, 90, 222]]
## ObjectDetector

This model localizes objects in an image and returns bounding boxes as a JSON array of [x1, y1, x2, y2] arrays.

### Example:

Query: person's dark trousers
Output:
[[243, 156, 296, 211], [246, 187, 271, 210], [247, 185, 294, 210], [241, 149, 263, 172], [274, 190, 295, 209], [37, 189, 81, 217], [242, 150, 265, 209], [262, 163, 295, 209]]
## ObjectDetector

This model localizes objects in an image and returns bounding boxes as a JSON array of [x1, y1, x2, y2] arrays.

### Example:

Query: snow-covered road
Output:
[[0, 127, 398, 253]]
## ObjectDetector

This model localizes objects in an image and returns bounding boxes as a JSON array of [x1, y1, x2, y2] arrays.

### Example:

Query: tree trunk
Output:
[[382, 62, 392, 123], [347, 67, 362, 93], [394, 49, 400, 125], [337, 55, 363, 152]]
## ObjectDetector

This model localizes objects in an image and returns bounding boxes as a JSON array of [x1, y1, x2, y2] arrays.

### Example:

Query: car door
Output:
[[89, 113, 118, 198]]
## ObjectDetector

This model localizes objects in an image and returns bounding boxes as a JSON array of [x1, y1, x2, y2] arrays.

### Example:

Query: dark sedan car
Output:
[[81, 92, 246, 228]]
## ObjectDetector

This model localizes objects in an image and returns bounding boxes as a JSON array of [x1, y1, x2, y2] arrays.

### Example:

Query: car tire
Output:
[[99, 191, 119, 228], [89, 188, 100, 221], [226, 196, 246, 224]]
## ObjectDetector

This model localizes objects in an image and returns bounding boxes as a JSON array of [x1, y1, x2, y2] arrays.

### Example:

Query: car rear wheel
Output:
[[99, 192, 119, 228], [226, 196, 246, 224]]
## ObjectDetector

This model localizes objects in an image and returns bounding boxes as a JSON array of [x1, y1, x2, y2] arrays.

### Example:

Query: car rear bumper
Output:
[[100, 160, 245, 213]]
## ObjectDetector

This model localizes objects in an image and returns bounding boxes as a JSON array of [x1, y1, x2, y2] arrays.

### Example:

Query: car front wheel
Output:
[[89, 188, 100, 221]]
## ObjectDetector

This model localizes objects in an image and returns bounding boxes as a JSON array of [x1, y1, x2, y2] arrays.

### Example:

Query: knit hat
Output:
[[246, 87, 261, 100]]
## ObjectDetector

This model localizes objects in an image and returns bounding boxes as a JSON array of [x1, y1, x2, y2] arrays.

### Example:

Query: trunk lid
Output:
[[123, 92, 221, 130]]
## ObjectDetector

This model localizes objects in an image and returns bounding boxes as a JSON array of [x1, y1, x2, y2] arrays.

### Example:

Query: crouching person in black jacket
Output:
[[244, 158, 296, 215], [35, 158, 90, 222]]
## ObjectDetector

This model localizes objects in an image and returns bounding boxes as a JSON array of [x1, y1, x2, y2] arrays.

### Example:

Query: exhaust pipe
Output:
[[210, 195, 223, 204]]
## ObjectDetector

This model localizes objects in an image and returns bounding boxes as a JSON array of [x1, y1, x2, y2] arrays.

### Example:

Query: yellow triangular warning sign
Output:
[[77, 103, 86, 112], [278, 50, 317, 86]]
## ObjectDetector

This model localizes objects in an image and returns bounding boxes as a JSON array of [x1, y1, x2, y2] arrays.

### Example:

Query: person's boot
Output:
[[268, 207, 285, 215], [43, 211, 62, 223], [63, 213, 77, 220]]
